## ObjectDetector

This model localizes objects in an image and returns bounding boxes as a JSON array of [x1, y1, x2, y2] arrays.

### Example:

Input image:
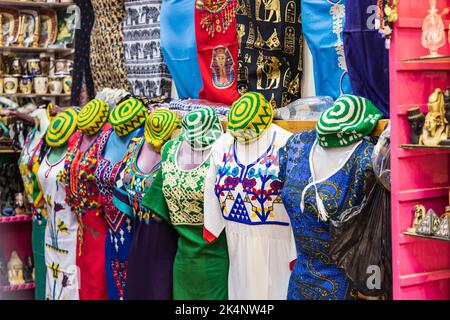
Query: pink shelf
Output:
[[1, 282, 35, 292], [0, 215, 32, 224], [395, 60, 450, 71]]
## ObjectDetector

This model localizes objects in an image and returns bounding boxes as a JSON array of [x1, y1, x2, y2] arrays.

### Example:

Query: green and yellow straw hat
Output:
[[316, 95, 382, 148], [77, 99, 110, 136], [45, 108, 78, 147], [182, 106, 223, 151], [227, 92, 274, 144], [109, 97, 147, 136], [145, 109, 180, 152]]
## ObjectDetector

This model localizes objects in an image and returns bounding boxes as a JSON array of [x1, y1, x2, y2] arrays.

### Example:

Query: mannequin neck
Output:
[[80, 131, 100, 152], [177, 140, 211, 170], [311, 141, 360, 181], [136, 139, 162, 173], [234, 125, 272, 164], [47, 144, 68, 164]]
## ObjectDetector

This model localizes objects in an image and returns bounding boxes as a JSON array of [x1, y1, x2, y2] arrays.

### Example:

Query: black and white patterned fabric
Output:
[[123, 0, 173, 98]]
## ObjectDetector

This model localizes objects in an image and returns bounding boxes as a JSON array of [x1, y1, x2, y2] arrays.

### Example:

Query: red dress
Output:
[[195, 0, 240, 105], [59, 126, 109, 300]]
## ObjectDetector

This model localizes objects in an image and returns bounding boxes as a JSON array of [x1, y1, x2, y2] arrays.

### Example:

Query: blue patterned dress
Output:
[[279, 130, 373, 300]]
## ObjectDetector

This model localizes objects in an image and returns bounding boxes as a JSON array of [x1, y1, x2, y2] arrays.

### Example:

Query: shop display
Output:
[[160, 0, 203, 98], [123, 0, 172, 98], [408, 205, 450, 240], [59, 100, 110, 300], [301, 0, 352, 99], [7, 251, 25, 286], [419, 88, 448, 146], [204, 93, 295, 300], [144, 107, 229, 300], [112, 109, 179, 300], [236, 0, 303, 109], [421, 0, 446, 58], [90, 0, 131, 92], [195, 0, 240, 105], [0, 8, 20, 46], [344, 0, 390, 117], [37, 109, 80, 300]]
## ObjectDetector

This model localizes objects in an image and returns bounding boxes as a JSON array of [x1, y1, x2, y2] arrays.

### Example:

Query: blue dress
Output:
[[160, 0, 203, 98], [301, 0, 352, 99], [279, 131, 373, 300]]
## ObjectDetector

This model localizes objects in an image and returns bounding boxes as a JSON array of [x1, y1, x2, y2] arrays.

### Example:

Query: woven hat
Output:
[[182, 106, 223, 151], [45, 108, 78, 147], [109, 97, 147, 136], [316, 95, 382, 148], [227, 92, 274, 144], [145, 109, 180, 152], [77, 99, 110, 136]]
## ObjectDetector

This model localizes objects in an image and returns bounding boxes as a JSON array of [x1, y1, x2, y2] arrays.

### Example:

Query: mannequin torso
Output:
[[136, 140, 162, 173], [176, 140, 211, 170]]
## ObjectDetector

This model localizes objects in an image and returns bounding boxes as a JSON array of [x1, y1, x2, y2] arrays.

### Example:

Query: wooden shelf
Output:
[[0, 1, 75, 8], [1, 93, 70, 99], [0, 46, 75, 56], [0, 215, 32, 224], [403, 232, 450, 243], [221, 119, 389, 136], [1, 282, 35, 292], [0, 147, 21, 154]]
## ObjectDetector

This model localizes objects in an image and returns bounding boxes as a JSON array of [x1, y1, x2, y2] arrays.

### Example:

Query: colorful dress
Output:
[[113, 136, 178, 300], [37, 152, 79, 300], [236, 0, 303, 108], [18, 128, 47, 300], [94, 128, 132, 300], [204, 125, 295, 299], [59, 128, 109, 300], [301, 0, 352, 99], [195, 0, 240, 104], [279, 130, 373, 300], [143, 137, 229, 299], [90, 0, 131, 91], [123, 0, 172, 98], [160, 0, 203, 98]]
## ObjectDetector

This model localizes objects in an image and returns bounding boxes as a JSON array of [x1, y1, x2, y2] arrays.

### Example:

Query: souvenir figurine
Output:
[[419, 89, 447, 146], [416, 208, 441, 236], [14, 193, 26, 215], [421, 0, 446, 58], [23, 256, 33, 283], [407, 108, 426, 144], [7, 251, 24, 285], [408, 204, 427, 233]]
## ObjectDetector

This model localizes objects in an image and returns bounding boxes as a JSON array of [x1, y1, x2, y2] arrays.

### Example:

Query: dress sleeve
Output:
[[112, 163, 133, 218], [203, 158, 225, 243], [142, 168, 171, 223]]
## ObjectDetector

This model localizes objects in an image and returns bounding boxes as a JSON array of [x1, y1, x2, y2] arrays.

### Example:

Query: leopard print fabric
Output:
[[90, 0, 131, 92]]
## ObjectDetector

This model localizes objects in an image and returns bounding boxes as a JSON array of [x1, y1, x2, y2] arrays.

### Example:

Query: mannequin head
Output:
[[182, 106, 223, 150], [145, 109, 180, 152], [77, 99, 110, 136], [109, 97, 147, 137], [227, 92, 273, 143]]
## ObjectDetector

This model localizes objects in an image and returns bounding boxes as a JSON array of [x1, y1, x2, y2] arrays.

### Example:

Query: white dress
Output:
[[37, 153, 79, 300], [204, 124, 296, 300]]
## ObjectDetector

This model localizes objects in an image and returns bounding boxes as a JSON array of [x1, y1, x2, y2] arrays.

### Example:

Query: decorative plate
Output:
[[19, 10, 39, 47], [0, 8, 20, 46], [38, 9, 57, 47]]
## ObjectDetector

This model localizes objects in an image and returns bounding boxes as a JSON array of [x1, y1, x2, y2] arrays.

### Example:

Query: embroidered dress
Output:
[[195, 0, 240, 104], [143, 137, 229, 300], [94, 128, 132, 300], [37, 153, 79, 300], [59, 127, 109, 300], [301, 0, 352, 99], [123, 0, 172, 98], [160, 0, 203, 98], [343, 0, 389, 116], [18, 128, 47, 300], [113, 136, 178, 300], [279, 130, 373, 300], [236, 0, 303, 108], [204, 125, 295, 299]]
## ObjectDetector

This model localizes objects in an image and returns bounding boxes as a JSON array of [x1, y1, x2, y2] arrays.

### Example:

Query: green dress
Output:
[[143, 137, 229, 300]]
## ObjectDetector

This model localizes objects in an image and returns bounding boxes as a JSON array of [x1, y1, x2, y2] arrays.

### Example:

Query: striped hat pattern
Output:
[[45, 108, 79, 147], [227, 92, 274, 144], [182, 106, 223, 151], [145, 109, 180, 152], [109, 97, 147, 136], [77, 99, 110, 136], [316, 95, 382, 148]]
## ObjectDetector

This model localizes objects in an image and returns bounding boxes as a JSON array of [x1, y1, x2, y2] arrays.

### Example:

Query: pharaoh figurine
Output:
[[443, 87, 450, 136], [408, 204, 427, 233], [419, 89, 447, 146], [407, 108, 425, 144], [7, 251, 24, 285]]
